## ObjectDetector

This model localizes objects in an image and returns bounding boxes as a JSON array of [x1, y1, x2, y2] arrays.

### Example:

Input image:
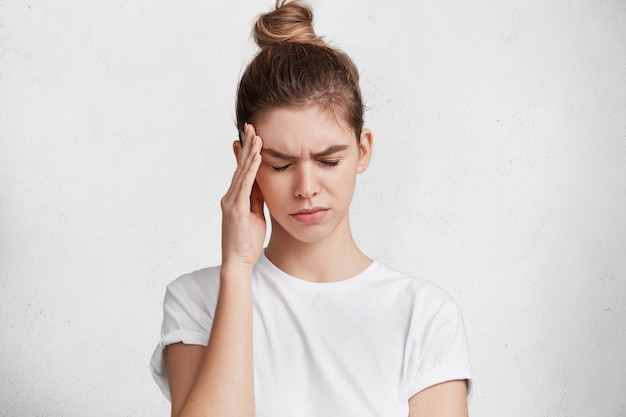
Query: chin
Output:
[[280, 226, 329, 245], [271, 216, 344, 246]]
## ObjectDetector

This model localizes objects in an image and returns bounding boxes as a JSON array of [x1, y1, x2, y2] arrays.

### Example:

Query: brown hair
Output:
[[236, 0, 364, 141]]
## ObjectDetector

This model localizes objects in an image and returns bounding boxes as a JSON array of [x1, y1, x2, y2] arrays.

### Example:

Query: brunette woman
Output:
[[151, 1, 473, 416]]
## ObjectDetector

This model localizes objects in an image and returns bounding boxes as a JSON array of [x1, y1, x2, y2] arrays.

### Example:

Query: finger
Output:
[[240, 123, 257, 155], [242, 122, 255, 143], [234, 127, 260, 183], [238, 121, 252, 144], [224, 133, 263, 208], [234, 135, 263, 206], [226, 123, 259, 196], [234, 123, 260, 176]]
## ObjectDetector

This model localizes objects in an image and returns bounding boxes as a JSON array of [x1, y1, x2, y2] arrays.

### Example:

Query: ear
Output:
[[356, 128, 373, 174], [232, 140, 242, 160]]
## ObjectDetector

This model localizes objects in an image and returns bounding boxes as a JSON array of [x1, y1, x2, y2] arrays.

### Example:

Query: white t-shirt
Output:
[[150, 253, 474, 416]]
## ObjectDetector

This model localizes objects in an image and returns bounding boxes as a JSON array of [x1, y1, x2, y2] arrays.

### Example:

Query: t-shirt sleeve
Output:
[[149, 274, 215, 401], [405, 284, 474, 402]]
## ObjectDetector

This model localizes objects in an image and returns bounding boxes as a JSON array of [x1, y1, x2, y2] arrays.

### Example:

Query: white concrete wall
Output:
[[1, 0, 625, 415]]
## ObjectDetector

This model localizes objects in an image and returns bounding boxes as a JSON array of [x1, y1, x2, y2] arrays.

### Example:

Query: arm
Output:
[[168, 268, 255, 417], [408, 380, 468, 417], [166, 344, 205, 417], [166, 124, 265, 417]]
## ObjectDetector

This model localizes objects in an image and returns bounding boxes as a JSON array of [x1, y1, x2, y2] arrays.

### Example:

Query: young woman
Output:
[[150, 1, 473, 416]]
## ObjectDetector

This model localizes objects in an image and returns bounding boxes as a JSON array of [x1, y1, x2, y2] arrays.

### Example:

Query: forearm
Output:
[[179, 266, 255, 417], [172, 121, 262, 417]]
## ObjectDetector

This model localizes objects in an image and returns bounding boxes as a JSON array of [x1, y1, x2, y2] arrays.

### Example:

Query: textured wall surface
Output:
[[1, 0, 625, 416]]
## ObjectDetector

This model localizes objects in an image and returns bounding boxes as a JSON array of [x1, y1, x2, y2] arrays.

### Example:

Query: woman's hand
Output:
[[169, 124, 261, 417], [220, 123, 265, 271]]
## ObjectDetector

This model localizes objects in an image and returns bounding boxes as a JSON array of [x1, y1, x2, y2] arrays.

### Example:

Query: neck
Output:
[[264, 217, 371, 283]]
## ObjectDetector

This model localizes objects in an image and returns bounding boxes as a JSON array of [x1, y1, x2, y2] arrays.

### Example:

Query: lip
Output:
[[289, 207, 329, 224]]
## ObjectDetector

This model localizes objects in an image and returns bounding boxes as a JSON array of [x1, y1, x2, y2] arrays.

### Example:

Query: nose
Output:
[[294, 163, 319, 199]]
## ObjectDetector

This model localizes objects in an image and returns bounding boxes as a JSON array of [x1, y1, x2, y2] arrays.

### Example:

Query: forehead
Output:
[[255, 105, 355, 152]]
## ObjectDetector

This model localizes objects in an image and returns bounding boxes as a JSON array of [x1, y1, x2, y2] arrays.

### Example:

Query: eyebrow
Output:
[[261, 145, 350, 161]]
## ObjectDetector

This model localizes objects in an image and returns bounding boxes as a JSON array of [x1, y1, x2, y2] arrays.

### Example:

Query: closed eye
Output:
[[271, 160, 339, 172], [272, 164, 291, 172]]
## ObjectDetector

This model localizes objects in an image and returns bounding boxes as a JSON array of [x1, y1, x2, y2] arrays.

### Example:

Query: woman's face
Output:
[[253, 105, 372, 245]]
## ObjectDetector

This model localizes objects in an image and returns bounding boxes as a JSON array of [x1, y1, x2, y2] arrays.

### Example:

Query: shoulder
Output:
[[368, 262, 465, 335], [164, 265, 222, 314], [168, 265, 221, 291], [373, 262, 460, 309]]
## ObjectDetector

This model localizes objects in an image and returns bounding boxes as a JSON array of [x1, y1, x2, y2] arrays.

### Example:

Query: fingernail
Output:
[[253, 152, 259, 161], [252, 135, 257, 145], [243, 122, 248, 134]]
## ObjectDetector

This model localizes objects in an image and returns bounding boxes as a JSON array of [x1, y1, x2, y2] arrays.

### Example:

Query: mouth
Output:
[[290, 207, 329, 223]]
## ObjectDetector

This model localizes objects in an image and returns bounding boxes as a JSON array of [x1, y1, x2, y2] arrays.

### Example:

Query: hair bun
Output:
[[254, 0, 325, 48]]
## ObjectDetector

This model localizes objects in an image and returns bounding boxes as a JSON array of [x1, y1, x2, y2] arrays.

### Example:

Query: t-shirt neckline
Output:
[[256, 250, 380, 290]]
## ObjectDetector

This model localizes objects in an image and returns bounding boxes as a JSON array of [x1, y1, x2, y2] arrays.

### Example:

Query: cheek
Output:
[[255, 170, 282, 202], [255, 164, 273, 185], [326, 165, 357, 188], [254, 172, 270, 198]]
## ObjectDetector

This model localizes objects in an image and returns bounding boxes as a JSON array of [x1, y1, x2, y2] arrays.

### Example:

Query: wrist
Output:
[[220, 262, 254, 282]]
